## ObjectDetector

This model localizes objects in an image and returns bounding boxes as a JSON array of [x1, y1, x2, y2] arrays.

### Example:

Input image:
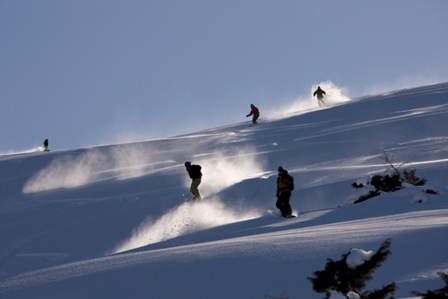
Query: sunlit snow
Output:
[[1, 82, 447, 299]]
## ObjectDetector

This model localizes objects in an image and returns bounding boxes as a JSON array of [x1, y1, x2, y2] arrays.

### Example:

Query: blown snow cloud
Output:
[[194, 147, 267, 196], [266, 81, 352, 120], [112, 198, 262, 253], [22, 145, 174, 193], [113, 146, 267, 253]]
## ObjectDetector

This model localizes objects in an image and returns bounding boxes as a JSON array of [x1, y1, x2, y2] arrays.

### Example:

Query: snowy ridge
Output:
[[0, 83, 448, 298]]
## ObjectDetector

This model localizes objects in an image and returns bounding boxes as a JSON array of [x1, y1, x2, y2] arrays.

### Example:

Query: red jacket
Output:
[[247, 105, 260, 117]]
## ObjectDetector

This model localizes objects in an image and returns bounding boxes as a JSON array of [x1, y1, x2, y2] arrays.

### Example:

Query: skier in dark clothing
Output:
[[43, 139, 49, 152], [185, 161, 202, 200], [313, 86, 326, 107], [246, 104, 260, 125], [276, 166, 295, 217]]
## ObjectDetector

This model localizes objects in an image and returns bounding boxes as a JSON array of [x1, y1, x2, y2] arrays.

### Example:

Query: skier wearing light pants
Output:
[[185, 161, 202, 201]]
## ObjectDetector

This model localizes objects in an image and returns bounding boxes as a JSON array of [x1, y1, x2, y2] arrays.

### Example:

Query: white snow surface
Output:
[[1, 83, 448, 298], [329, 290, 361, 299]]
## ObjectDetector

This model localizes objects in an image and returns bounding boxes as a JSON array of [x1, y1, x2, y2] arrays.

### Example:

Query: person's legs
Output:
[[276, 192, 292, 217], [252, 115, 259, 124], [318, 96, 325, 107], [190, 178, 202, 199]]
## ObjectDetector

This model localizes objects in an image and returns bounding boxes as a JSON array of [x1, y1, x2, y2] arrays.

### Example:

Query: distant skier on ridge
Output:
[[43, 139, 49, 152], [185, 161, 202, 201], [276, 166, 295, 218], [246, 104, 260, 126], [313, 86, 326, 107]]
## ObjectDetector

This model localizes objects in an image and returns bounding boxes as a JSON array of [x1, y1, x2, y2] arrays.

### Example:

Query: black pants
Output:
[[276, 191, 292, 217], [252, 115, 259, 124]]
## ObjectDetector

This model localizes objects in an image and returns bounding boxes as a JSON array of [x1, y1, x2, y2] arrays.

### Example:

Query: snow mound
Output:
[[346, 248, 374, 269]]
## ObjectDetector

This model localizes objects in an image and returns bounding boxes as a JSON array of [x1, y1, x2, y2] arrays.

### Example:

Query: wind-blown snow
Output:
[[266, 80, 352, 120], [112, 198, 263, 253], [1, 82, 448, 299]]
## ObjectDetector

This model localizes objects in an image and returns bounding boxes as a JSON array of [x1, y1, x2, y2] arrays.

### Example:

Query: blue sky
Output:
[[1, 0, 447, 152]]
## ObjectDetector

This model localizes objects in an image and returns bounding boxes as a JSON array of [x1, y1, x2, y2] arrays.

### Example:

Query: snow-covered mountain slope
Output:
[[1, 83, 447, 298]]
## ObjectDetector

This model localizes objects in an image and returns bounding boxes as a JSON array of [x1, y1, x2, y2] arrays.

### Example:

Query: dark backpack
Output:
[[286, 174, 294, 191]]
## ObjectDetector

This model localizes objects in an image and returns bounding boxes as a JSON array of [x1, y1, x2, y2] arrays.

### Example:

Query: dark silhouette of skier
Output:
[[313, 86, 326, 107], [276, 166, 295, 218], [43, 139, 49, 152], [185, 161, 202, 200], [246, 104, 260, 126]]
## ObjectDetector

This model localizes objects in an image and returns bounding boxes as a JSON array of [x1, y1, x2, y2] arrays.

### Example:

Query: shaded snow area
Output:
[[1, 83, 448, 298]]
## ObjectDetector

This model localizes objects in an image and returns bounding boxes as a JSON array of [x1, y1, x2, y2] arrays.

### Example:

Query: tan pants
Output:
[[190, 178, 202, 199]]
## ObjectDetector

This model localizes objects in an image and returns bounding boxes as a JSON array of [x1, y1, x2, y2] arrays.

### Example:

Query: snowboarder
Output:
[[246, 104, 260, 126], [313, 86, 326, 107], [185, 161, 202, 201], [43, 139, 49, 152], [276, 166, 295, 218]]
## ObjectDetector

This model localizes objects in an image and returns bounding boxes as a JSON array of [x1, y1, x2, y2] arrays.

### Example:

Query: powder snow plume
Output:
[[112, 198, 262, 254], [310, 80, 352, 105], [0, 146, 46, 156], [22, 144, 173, 193], [23, 150, 107, 193], [266, 80, 352, 120], [193, 147, 267, 197]]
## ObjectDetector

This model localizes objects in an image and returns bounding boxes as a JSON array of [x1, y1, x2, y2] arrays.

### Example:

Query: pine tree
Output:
[[308, 239, 396, 299], [412, 272, 448, 299]]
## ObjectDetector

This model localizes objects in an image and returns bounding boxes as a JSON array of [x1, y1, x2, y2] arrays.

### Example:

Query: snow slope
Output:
[[0, 83, 447, 298]]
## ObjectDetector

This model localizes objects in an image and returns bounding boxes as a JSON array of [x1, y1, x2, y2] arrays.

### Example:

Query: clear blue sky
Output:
[[1, 0, 447, 152]]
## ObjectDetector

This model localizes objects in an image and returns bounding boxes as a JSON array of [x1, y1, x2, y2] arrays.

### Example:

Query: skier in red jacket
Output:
[[246, 104, 260, 126]]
